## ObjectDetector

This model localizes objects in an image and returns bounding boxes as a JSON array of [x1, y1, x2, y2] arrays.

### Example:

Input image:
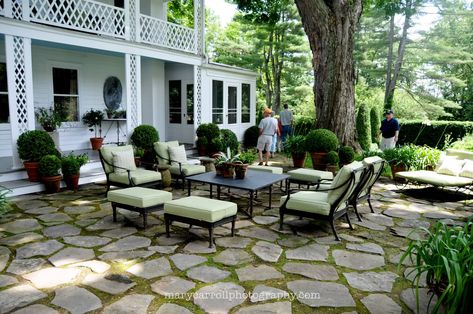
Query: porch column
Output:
[[125, 0, 140, 42], [5, 35, 35, 169], [194, 65, 203, 130], [194, 0, 205, 55], [125, 54, 142, 137]]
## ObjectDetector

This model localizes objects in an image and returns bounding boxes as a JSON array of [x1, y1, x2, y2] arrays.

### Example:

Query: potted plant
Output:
[[325, 151, 339, 175], [383, 146, 415, 178], [134, 147, 144, 167], [61, 153, 88, 192], [214, 148, 240, 178], [105, 108, 116, 119], [400, 221, 473, 314], [82, 109, 104, 150], [35, 107, 62, 132], [39, 155, 62, 193], [235, 149, 257, 179], [305, 129, 339, 170], [17, 130, 58, 182], [220, 129, 239, 155], [196, 137, 208, 156], [284, 135, 306, 168], [209, 137, 223, 157], [338, 146, 355, 167], [130, 124, 159, 167], [114, 110, 126, 119], [196, 123, 221, 157]]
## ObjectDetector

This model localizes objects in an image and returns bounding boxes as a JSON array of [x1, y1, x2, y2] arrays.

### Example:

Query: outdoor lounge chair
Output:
[[279, 161, 366, 240], [99, 145, 162, 192], [154, 141, 206, 187]]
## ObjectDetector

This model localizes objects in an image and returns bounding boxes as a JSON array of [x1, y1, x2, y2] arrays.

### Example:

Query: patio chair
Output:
[[99, 145, 162, 192], [279, 161, 366, 241], [349, 156, 385, 221], [153, 141, 205, 187]]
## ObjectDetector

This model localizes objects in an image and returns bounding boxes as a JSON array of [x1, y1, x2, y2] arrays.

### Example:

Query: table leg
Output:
[[187, 180, 191, 196], [250, 190, 254, 217], [210, 184, 213, 199], [217, 186, 221, 199], [268, 185, 272, 209]]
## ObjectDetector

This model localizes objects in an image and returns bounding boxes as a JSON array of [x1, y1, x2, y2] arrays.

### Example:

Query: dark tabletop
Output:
[[186, 170, 289, 191]]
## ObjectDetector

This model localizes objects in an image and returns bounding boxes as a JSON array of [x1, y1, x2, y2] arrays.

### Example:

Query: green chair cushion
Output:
[[248, 165, 283, 174], [288, 168, 334, 182], [108, 187, 172, 208], [169, 164, 206, 176], [280, 191, 330, 215], [328, 161, 364, 205], [100, 145, 135, 174], [446, 149, 473, 161], [164, 196, 237, 222], [154, 141, 179, 165], [109, 169, 162, 186], [359, 156, 384, 197], [396, 170, 473, 187]]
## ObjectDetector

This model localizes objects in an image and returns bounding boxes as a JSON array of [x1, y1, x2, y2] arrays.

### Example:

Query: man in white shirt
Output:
[[257, 108, 279, 166], [279, 103, 293, 145]]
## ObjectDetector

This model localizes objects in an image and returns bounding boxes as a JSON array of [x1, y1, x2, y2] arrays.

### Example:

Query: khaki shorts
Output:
[[257, 135, 273, 152], [380, 136, 396, 151]]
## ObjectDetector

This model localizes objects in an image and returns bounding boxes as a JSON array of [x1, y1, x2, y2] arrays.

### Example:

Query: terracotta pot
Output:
[[134, 157, 141, 168], [24, 161, 40, 182], [198, 145, 207, 157], [215, 164, 224, 176], [90, 137, 104, 150], [234, 164, 248, 179], [222, 163, 235, 178], [292, 152, 306, 168], [310, 152, 328, 170], [390, 163, 407, 178], [326, 165, 338, 176], [64, 174, 80, 192], [42, 175, 62, 193]]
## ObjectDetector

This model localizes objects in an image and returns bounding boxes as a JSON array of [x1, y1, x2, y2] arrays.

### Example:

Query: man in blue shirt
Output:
[[379, 110, 400, 151]]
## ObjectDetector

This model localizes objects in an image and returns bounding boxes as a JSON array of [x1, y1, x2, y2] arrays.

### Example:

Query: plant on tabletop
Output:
[[235, 149, 257, 179], [305, 129, 339, 170], [214, 147, 240, 178], [82, 109, 104, 150], [39, 154, 62, 193], [283, 135, 306, 168], [61, 153, 88, 192]]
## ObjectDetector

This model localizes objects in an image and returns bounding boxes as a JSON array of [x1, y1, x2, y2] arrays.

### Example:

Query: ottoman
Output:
[[108, 187, 173, 229], [288, 168, 334, 188], [164, 196, 237, 247], [248, 165, 284, 174]]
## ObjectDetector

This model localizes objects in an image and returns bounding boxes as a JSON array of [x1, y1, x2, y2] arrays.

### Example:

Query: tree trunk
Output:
[[384, 13, 395, 109], [295, 0, 363, 147]]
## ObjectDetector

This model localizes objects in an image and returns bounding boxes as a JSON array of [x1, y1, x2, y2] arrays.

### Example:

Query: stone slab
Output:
[[22, 267, 82, 289], [250, 285, 289, 303], [235, 302, 292, 314], [52, 286, 102, 314], [283, 262, 339, 281], [63, 236, 112, 248], [194, 282, 246, 314], [7, 258, 46, 275], [100, 235, 151, 252], [170, 253, 207, 271], [213, 248, 253, 266], [186, 265, 230, 283], [151, 276, 196, 296], [361, 294, 401, 314], [236, 265, 284, 281], [215, 236, 252, 248], [0, 219, 42, 234], [127, 257, 172, 279], [287, 280, 355, 308], [43, 224, 81, 238], [332, 250, 385, 270], [0, 284, 47, 313], [82, 273, 136, 295], [286, 243, 329, 261], [48, 247, 95, 267], [102, 294, 154, 314], [344, 271, 398, 292]]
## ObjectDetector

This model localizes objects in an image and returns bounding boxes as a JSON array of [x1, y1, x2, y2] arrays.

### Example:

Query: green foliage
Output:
[[450, 134, 473, 152], [400, 221, 473, 314], [243, 126, 260, 149], [167, 0, 194, 28], [283, 135, 306, 156], [196, 123, 220, 139], [383, 144, 441, 170], [239, 149, 258, 164], [81, 109, 104, 138], [293, 116, 316, 136], [35, 107, 62, 132], [209, 137, 223, 154], [339, 146, 355, 164], [356, 104, 372, 151], [196, 137, 208, 147], [0, 186, 10, 216], [39, 155, 62, 177], [305, 129, 339, 153], [130, 125, 159, 151], [17, 130, 57, 162], [61, 153, 88, 176], [325, 151, 340, 165], [398, 120, 473, 149], [370, 106, 381, 144], [220, 129, 239, 155]]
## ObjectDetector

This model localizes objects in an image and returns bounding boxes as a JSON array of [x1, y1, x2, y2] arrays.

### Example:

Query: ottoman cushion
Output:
[[169, 164, 206, 176], [109, 169, 162, 186], [248, 165, 283, 174], [164, 196, 237, 223], [108, 187, 172, 208], [288, 168, 334, 182]]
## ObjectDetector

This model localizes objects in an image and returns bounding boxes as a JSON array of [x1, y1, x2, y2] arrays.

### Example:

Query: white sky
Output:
[[205, 0, 237, 27]]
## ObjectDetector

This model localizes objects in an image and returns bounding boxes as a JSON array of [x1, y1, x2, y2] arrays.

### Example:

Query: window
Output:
[[169, 80, 181, 124], [228, 86, 237, 124], [0, 63, 9, 124], [241, 83, 251, 123], [212, 80, 223, 124], [53, 67, 78, 121], [186, 84, 194, 125]]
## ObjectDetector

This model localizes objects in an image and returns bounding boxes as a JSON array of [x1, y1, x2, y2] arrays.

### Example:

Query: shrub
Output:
[[293, 116, 316, 136], [239, 149, 258, 164], [196, 123, 220, 139], [39, 155, 62, 177], [209, 137, 223, 153], [325, 151, 339, 165], [398, 120, 473, 149], [196, 137, 208, 147], [339, 146, 355, 164], [305, 129, 339, 153], [451, 134, 473, 151], [61, 153, 88, 176], [356, 104, 371, 151], [17, 130, 58, 162], [131, 125, 159, 151], [383, 144, 441, 170], [243, 125, 259, 149], [283, 135, 306, 156], [370, 106, 381, 144], [220, 129, 239, 155]]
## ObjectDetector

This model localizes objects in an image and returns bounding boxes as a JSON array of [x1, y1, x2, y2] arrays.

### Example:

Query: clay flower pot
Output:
[[64, 174, 80, 192], [42, 175, 62, 193], [234, 164, 249, 179], [90, 137, 104, 150], [292, 152, 306, 168], [310, 152, 328, 170], [24, 161, 40, 182]]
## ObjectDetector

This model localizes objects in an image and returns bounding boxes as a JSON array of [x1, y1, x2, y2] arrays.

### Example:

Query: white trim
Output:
[[0, 18, 202, 66]]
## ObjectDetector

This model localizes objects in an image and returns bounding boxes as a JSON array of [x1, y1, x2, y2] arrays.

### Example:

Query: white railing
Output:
[[29, 0, 126, 38], [140, 14, 197, 54]]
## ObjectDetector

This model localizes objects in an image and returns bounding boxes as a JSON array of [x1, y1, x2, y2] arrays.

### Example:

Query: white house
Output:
[[0, 0, 257, 170]]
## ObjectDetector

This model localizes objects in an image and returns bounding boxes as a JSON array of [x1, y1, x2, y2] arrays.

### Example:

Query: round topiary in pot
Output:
[[17, 130, 58, 182], [131, 125, 159, 151], [196, 137, 208, 156], [220, 129, 239, 155], [196, 123, 220, 140], [39, 155, 62, 193], [325, 151, 339, 175], [305, 129, 339, 170], [61, 153, 88, 192], [338, 146, 355, 166]]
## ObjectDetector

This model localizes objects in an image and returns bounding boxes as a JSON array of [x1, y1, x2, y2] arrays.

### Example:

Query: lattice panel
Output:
[[195, 65, 202, 125], [128, 55, 139, 130], [140, 14, 197, 53], [195, 0, 204, 55], [12, 0, 23, 19], [12, 37, 30, 134], [29, 0, 126, 38], [128, 0, 137, 41]]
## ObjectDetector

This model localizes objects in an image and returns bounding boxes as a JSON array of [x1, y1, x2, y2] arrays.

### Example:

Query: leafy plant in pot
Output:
[[130, 124, 159, 167], [61, 153, 88, 192], [17, 130, 58, 182], [214, 148, 240, 178], [325, 151, 339, 175], [283, 135, 306, 168], [105, 108, 116, 119], [383, 146, 415, 178], [82, 109, 104, 150], [305, 129, 339, 170], [35, 107, 62, 132], [235, 149, 257, 179], [39, 155, 62, 193], [134, 147, 145, 167], [338, 146, 355, 166]]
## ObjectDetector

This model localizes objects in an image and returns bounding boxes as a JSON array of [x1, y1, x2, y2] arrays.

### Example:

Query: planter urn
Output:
[[292, 152, 306, 168], [310, 152, 328, 170], [234, 164, 248, 179]]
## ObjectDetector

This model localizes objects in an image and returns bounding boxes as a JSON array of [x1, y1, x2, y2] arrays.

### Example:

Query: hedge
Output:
[[370, 106, 381, 144], [398, 120, 473, 149], [356, 105, 371, 151]]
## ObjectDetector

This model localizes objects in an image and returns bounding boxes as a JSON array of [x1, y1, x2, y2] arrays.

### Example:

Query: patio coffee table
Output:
[[186, 170, 289, 217]]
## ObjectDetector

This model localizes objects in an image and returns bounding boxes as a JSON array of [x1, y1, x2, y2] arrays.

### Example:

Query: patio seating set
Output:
[[98, 142, 386, 246]]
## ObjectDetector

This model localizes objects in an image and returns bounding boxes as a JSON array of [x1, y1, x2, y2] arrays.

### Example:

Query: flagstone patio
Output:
[[0, 177, 471, 313]]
